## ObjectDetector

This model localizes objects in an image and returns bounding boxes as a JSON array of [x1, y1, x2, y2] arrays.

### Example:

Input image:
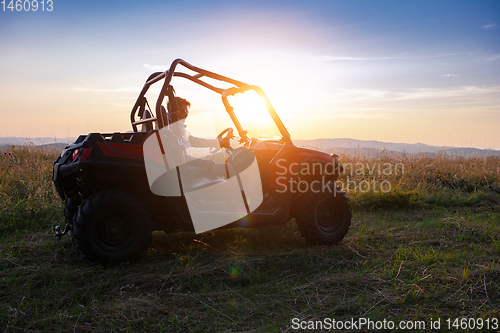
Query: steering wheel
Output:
[[225, 146, 255, 174], [210, 127, 234, 153]]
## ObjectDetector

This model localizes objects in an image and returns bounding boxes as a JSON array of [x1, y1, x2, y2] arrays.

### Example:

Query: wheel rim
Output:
[[94, 212, 137, 250], [317, 200, 341, 233], [98, 216, 131, 245]]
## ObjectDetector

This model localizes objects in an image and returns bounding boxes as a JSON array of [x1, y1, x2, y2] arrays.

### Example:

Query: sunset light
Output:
[[2, 2, 500, 331], [229, 90, 280, 139], [0, 1, 499, 149]]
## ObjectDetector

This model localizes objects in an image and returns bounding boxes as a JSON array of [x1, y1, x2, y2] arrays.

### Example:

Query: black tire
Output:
[[63, 194, 81, 228], [295, 184, 352, 245], [72, 190, 153, 264]]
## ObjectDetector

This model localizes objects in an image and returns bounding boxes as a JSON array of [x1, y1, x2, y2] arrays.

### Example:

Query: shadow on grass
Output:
[[148, 220, 308, 257]]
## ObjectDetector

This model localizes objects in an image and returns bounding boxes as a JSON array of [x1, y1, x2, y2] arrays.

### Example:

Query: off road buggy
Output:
[[53, 58, 351, 264]]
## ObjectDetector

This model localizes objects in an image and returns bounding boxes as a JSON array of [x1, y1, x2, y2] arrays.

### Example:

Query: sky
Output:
[[0, 0, 499, 149]]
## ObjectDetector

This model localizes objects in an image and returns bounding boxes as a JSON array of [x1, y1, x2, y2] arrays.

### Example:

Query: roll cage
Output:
[[130, 58, 292, 145]]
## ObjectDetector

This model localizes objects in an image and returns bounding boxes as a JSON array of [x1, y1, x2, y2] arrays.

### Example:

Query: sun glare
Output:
[[229, 90, 280, 139]]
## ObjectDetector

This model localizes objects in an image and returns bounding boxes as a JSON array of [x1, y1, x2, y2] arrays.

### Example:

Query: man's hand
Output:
[[218, 135, 233, 149]]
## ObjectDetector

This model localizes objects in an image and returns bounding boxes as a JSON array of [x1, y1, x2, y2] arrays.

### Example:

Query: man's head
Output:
[[167, 97, 191, 120]]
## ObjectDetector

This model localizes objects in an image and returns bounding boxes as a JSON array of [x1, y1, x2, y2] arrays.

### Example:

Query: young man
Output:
[[167, 96, 233, 177], [167, 97, 232, 152]]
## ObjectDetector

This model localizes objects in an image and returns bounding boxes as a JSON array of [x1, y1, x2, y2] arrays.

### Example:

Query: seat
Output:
[[141, 110, 153, 132], [158, 106, 171, 129]]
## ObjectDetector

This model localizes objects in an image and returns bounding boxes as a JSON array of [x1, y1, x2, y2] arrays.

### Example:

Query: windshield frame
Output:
[[130, 58, 292, 144]]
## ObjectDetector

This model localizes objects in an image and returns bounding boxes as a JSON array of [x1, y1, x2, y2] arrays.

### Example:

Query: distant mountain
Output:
[[0, 137, 75, 146], [0, 143, 68, 153], [0, 137, 74, 153], [1, 136, 499, 157], [293, 138, 500, 158]]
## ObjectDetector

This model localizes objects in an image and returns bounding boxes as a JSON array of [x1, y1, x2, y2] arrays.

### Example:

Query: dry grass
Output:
[[334, 151, 500, 210], [0, 147, 62, 237], [0, 146, 499, 332], [1, 210, 499, 332]]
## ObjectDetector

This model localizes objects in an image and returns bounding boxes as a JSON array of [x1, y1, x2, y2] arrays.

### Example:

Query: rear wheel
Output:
[[295, 184, 351, 244], [72, 190, 153, 264]]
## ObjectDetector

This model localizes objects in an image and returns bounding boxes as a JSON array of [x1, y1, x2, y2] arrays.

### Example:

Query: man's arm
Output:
[[189, 135, 232, 149], [189, 135, 219, 148]]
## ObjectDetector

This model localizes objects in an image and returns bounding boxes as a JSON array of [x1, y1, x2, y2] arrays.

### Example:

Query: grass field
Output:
[[1, 146, 499, 332]]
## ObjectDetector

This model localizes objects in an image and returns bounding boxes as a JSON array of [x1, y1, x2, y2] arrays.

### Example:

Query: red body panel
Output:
[[254, 143, 333, 190], [96, 142, 144, 160]]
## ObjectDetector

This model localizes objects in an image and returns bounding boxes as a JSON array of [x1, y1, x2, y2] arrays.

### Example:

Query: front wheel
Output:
[[295, 184, 352, 244], [72, 190, 153, 264]]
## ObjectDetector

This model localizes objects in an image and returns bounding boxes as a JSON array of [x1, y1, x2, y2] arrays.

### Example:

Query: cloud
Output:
[[315, 52, 474, 62], [143, 64, 167, 71], [315, 56, 393, 61], [73, 87, 140, 93], [481, 22, 498, 30], [329, 86, 500, 102], [319, 111, 382, 119], [290, 109, 385, 120], [442, 74, 462, 77], [486, 54, 500, 61], [394, 86, 500, 100]]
